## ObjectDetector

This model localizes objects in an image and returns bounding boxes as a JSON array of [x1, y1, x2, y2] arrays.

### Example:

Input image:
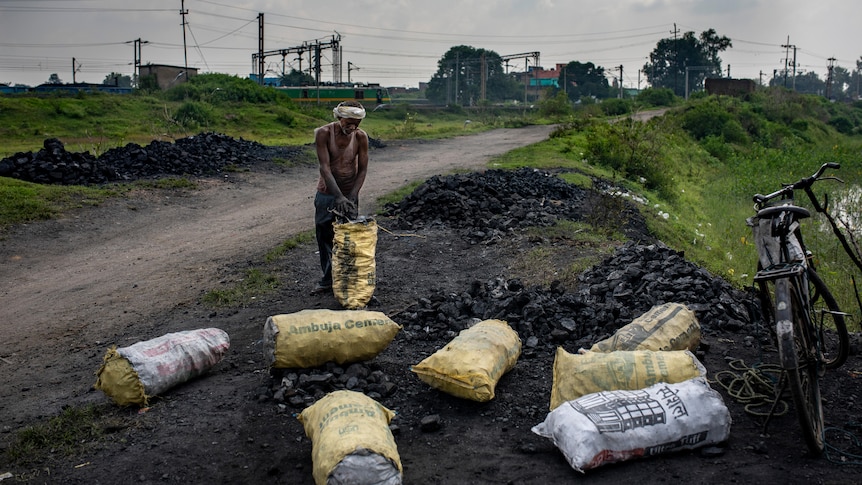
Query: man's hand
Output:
[[333, 197, 357, 219]]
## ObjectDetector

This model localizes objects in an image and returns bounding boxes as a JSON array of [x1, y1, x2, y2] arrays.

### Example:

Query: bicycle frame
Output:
[[750, 201, 814, 369], [747, 162, 849, 455]]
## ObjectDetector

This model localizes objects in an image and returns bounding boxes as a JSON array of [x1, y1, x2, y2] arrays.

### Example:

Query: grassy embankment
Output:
[[494, 88, 862, 325]]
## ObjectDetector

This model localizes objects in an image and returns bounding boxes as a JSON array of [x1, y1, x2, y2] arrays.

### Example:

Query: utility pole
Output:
[[671, 23, 680, 95], [257, 13, 264, 85], [480, 53, 486, 102], [781, 37, 798, 90], [180, 0, 189, 76], [455, 52, 460, 105], [125, 38, 148, 87], [348, 61, 359, 84], [617, 65, 624, 98], [72, 58, 81, 84], [791, 45, 798, 90], [726, 64, 730, 78], [827, 57, 836, 99], [332, 33, 342, 84]]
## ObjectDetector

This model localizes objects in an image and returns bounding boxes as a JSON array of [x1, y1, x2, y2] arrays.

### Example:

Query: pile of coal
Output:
[[394, 241, 759, 354], [383, 168, 592, 244], [0, 133, 304, 185]]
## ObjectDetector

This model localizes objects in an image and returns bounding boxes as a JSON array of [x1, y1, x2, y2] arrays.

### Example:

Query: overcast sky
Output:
[[1, 0, 859, 89]]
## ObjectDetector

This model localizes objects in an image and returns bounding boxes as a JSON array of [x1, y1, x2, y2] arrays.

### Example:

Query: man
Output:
[[311, 100, 369, 295]]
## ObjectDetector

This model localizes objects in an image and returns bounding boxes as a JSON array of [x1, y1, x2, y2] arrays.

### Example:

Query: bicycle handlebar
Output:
[[752, 162, 841, 206]]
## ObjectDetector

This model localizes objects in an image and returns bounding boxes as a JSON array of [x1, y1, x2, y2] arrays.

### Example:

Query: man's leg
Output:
[[314, 192, 336, 290]]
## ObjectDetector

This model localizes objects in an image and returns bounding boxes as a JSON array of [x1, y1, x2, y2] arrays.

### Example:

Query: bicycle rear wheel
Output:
[[807, 268, 849, 369], [775, 277, 825, 454]]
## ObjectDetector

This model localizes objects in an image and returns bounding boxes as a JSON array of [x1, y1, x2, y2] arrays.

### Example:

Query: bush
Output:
[[636, 87, 677, 107], [829, 115, 854, 134], [274, 108, 297, 127], [538, 91, 573, 119], [174, 101, 213, 127], [600, 98, 631, 116], [700, 135, 735, 162], [584, 119, 675, 199], [680, 99, 733, 140]]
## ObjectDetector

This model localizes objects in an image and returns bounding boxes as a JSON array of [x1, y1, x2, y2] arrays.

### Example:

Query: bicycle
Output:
[[748, 162, 851, 455]]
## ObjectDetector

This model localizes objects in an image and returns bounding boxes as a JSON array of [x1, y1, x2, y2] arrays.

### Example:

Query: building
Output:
[[139, 64, 198, 90], [705, 78, 756, 97]]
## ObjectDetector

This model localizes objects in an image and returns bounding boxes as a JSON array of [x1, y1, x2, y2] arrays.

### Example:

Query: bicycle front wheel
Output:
[[775, 277, 825, 454], [807, 268, 849, 369]]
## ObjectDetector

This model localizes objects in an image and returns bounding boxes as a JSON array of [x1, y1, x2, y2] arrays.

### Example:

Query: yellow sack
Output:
[[263, 309, 400, 369], [332, 218, 378, 309], [589, 302, 701, 353], [411, 319, 521, 402], [549, 348, 705, 410], [94, 348, 146, 406], [298, 390, 402, 485]]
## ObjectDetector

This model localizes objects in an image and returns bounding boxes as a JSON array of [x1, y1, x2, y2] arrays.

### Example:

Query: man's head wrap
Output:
[[333, 102, 366, 120]]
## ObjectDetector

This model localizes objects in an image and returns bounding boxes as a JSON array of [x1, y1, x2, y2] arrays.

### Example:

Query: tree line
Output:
[[422, 28, 862, 105], [33, 27, 862, 103]]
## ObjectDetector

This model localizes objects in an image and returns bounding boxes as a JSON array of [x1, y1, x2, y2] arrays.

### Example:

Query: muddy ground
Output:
[[1, 126, 861, 484]]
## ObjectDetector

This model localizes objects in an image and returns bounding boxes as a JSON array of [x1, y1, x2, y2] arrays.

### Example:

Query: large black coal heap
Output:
[[0, 133, 304, 185]]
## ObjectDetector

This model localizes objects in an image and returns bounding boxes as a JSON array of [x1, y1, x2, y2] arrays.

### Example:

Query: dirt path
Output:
[[0, 125, 554, 365]]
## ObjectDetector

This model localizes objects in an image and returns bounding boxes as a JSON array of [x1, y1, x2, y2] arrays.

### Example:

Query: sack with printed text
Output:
[[332, 217, 378, 309], [263, 309, 400, 368], [588, 302, 700, 353], [549, 347, 705, 410], [94, 327, 230, 406], [298, 390, 402, 485], [533, 377, 731, 473]]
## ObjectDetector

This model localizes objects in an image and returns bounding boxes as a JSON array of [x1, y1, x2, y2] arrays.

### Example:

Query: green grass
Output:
[[200, 232, 315, 307], [0, 177, 116, 230], [512, 220, 624, 288], [4, 404, 130, 466], [202, 268, 281, 307], [265, 231, 315, 262]]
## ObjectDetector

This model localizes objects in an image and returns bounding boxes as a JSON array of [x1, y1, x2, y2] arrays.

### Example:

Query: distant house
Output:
[[140, 64, 198, 90], [705, 78, 756, 97], [519, 64, 562, 89]]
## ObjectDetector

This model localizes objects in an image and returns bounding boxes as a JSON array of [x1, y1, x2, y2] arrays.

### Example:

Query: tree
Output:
[[557, 61, 611, 101], [279, 69, 315, 87], [47, 73, 62, 84], [102, 73, 132, 87], [828, 65, 851, 101], [643, 28, 731, 97], [792, 71, 826, 96], [853, 57, 862, 100], [426, 45, 522, 105]]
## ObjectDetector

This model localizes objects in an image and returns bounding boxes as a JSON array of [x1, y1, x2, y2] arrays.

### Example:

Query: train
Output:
[[276, 84, 391, 105]]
